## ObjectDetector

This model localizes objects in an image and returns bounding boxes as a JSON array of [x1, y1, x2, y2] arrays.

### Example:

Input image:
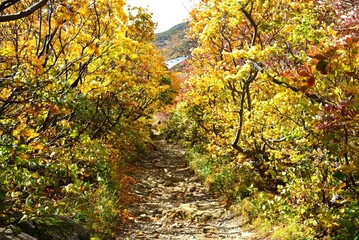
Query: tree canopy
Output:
[[166, 0, 358, 238], [0, 0, 176, 237]]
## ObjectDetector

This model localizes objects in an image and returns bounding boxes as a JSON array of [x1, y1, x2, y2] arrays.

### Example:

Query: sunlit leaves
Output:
[[0, 0, 175, 236], [168, 0, 359, 237]]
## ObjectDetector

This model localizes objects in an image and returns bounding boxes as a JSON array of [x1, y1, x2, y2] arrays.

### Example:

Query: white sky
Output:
[[126, 0, 198, 33]]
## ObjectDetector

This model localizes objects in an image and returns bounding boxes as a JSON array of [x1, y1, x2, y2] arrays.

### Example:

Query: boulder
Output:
[[0, 216, 90, 240], [0, 229, 37, 240]]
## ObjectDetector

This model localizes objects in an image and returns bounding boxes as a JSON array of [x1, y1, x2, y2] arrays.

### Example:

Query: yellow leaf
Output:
[[22, 128, 39, 141], [30, 143, 44, 151], [0, 88, 12, 99], [333, 182, 346, 193], [339, 164, 358, 173], [32, 172, 40, 179]]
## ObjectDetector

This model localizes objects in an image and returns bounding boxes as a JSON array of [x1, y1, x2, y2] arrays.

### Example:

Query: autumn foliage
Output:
[[166, 0, 358, 238], [0, 0, 175, 238]]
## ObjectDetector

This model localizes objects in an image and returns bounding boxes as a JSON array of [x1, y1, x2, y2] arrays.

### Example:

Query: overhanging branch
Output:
[[271, 77, 327, 105], [0, 0, 20, 12], [0, 0, 49, 22]]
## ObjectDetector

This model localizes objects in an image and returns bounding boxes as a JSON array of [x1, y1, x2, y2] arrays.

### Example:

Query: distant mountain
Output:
[[155, 22, 193, 61]]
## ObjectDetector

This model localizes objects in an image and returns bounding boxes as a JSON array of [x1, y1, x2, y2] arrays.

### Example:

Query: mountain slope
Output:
[[155, 22, 192, 60]]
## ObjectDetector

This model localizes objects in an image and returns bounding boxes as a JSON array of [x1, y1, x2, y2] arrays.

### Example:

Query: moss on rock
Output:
[[16, 215, 90, 240]]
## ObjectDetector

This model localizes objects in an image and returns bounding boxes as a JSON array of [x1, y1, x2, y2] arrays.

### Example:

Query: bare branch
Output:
[[0, 0, 20, 12], [241, 7, 258, 47], [271, 77, 327, 105], [0, 0, 49, 22], [232, 69, 258, 150]]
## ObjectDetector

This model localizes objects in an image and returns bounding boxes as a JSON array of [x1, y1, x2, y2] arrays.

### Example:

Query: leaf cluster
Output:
[[0, 0, 175, 238], [166, 0, 359, 238]]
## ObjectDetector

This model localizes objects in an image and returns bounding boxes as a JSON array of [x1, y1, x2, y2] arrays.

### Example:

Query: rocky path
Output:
[[117, 139, 255, 240]]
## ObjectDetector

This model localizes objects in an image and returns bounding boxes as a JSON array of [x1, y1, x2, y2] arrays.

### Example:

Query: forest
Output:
[[0, 0, 358, 239]]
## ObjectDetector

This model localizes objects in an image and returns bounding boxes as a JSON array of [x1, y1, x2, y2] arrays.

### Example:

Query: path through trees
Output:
[[117, 138, 256, 239]]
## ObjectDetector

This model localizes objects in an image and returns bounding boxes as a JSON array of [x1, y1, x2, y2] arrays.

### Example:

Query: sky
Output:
[[126, 0, 198, 33]]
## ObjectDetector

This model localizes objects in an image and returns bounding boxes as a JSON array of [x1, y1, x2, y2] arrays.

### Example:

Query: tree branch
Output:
[[241, 7, 258, 47], [232, 69, 258, 150], [0, 0, 20, 12], [271, 76, 327, 105], [0, 0, 49, 22]]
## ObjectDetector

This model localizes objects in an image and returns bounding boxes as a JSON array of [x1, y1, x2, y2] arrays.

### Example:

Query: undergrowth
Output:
[[185, 145, 318, 239]]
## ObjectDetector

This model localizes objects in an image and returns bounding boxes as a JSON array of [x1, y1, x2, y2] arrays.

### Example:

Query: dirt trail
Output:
[[117, 139, 255, 240]]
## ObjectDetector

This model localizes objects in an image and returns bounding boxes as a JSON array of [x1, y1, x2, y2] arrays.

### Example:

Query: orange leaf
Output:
[[298, 69, 310, 77], [307, 77, 315, 87]]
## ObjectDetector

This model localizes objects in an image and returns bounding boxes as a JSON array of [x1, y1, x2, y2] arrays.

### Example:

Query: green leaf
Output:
[[333, 171, 347, 181], [328, 143, 339, 153], [0, 188, 5, 210], [316, 60, 328, 72]]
